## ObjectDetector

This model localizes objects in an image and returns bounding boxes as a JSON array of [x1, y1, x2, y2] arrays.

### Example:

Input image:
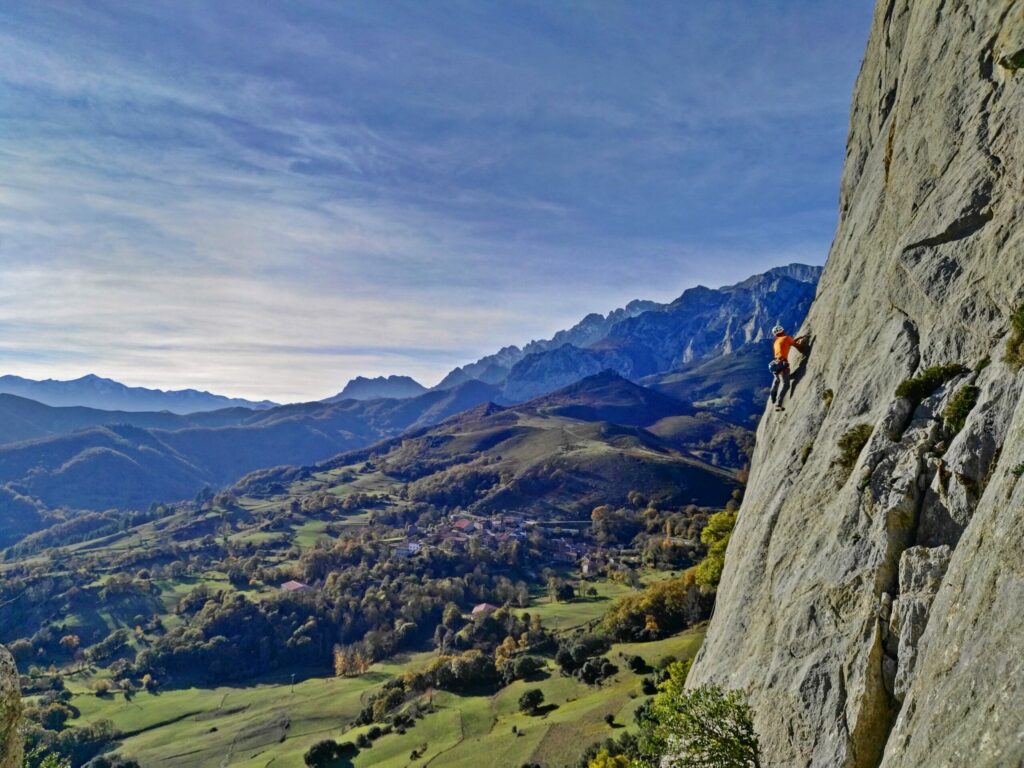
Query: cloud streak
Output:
[[0, 0, 873, 401]]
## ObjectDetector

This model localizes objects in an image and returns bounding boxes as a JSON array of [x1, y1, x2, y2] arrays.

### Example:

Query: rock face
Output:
[[686, 2, 1024, 767], [0, 644, 22, 768], [885, 545, 951, 703]]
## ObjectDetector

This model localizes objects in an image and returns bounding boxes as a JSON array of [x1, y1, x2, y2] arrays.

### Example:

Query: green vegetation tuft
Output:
[[999, 48, 1024, 71], [800, 443, 813, 466], [836, 424, 873, 473], [694, 510, 736, 592], [895, 363, 968, 405], [974, 356, 991, 373], [822, 389, 834, 409], [1012, 463, 1024, 479], [943, 384, 980, 436], [580, 658, 761, 768], [637, 681, 760, 768], [1005, 304, 1024, 371]]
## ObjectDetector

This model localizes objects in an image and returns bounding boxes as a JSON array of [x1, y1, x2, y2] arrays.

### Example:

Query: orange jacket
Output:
[[773, 334, 795, 360]]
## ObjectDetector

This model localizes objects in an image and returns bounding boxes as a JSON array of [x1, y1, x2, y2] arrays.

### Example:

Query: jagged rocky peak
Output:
[[686, 2, 1024, 768], [0, 645, 21, 768]]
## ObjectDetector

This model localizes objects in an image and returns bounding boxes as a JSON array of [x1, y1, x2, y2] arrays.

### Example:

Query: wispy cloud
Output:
[[0, 0, 873, 401]]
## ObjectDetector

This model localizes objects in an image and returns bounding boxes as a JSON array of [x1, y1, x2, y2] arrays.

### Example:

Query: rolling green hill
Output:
[[245, 372, 741, 517], [0, 382, 501, 540]]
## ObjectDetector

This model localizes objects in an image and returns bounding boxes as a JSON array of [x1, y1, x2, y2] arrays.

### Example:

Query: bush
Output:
[[304, 739, 341, 767], [800, 442, 813, 465], [556, 634, 611, 674], [625, 655, 646, 673], [518, 688, 544, 714], [694, 511, 736, 592], [895, 363, 968, 405], [588, 748, 630, 768], [836, 424, 873, 472], [577, 657, 618, 685], [1006, 304, 1024, 371], [943, 384, 980, 435], [83, 756, 141, 768], [499, 654, 545, 684], [636, 662, 760, 768], [603, 571, 709, 642]]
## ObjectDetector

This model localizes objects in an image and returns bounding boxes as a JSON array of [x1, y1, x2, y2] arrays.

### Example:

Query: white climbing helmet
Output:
[[771, 324, 785, 336]]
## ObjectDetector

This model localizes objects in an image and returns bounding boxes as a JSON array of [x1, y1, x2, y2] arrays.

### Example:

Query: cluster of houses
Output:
[[280, 514, 638, 595], [389, 513, 635, 576]]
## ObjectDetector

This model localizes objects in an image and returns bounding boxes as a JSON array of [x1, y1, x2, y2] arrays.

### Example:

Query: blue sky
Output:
[[0, 1, 874, 402]]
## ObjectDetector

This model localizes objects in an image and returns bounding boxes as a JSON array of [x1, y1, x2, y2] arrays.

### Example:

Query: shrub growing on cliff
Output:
[[836, 424, 873, 473], [894, 363, 968, 406], [942, 384, 980, 435], [1005, 304, 1024, 371], [636, 661, 760, 768], [694, 510, 736, 592]]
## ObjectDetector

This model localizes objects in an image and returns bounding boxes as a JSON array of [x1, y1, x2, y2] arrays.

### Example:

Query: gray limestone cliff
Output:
[[0, 645, 21, 768], [686, 1, 1024, 767]]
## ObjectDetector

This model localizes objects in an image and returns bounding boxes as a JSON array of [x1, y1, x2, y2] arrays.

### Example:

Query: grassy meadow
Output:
[[63, 580, 703, 767]]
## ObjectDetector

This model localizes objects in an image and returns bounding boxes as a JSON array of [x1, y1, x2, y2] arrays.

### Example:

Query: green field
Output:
[[67, 583, 703, 768]]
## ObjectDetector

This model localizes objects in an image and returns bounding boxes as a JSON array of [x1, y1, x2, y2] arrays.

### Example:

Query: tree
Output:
[[304, 739, 341, 767], [518, 688, 544, 715], [637, 662, 760, 768]]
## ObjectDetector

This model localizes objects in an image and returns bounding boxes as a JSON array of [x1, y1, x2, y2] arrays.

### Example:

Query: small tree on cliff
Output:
[[636, 661, 760, 768]]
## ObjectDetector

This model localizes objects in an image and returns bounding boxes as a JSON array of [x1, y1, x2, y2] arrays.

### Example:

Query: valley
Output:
[[0, 264, 819, 767]]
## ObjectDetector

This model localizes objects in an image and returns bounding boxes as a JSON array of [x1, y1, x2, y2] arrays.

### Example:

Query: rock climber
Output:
[[769, 324, 795, 411]]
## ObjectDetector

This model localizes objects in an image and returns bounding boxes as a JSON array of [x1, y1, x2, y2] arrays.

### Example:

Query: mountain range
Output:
[[436, 263, 820, 402], [0, 264, 820, 546], [0, 374, 276, 414], [238, 370, 741, 518]]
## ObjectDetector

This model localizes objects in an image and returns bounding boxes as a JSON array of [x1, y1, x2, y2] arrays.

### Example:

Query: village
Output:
[[279, 510, 648, 599]]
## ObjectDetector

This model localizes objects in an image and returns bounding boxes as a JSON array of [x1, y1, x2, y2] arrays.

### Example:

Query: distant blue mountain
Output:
[[326, 375, 428, 402], [0, 374, 277, 414]]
